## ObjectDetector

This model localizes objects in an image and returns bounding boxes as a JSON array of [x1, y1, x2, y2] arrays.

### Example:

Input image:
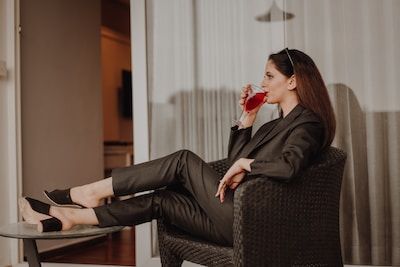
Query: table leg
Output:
[[23, 239, 41, 267]]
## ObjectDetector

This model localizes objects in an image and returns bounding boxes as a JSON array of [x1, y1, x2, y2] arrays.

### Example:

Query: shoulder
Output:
[[286, 107, 324, 142], [292, 107, 322, 127]]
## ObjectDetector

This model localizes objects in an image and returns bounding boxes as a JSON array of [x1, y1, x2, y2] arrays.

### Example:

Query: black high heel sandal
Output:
[[39, 217, 63, 232], [25, 197, 51, 215], [44, 189, 84, 208], [23, 197, 63, 232]]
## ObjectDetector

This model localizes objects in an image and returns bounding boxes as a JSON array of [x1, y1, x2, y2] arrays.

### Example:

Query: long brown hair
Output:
[[269, 49, 336, 149]]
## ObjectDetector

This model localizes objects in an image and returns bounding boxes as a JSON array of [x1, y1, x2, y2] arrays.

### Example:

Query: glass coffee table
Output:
[[0, 222, 123, 267]]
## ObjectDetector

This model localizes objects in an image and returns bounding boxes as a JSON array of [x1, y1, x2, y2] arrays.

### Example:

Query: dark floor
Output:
[[42, 228, 135, 266]]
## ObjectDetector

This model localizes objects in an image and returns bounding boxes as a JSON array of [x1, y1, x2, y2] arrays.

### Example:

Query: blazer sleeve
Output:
[[227, 125, 253, 163], [247, 121, 324, 182]]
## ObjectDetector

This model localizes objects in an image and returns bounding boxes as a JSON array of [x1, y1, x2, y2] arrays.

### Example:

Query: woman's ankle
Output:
[[49, 206, 73, 231], [50, 206, 99, 227], [69, 178, 113, 208], [69, 186, 97, 208]]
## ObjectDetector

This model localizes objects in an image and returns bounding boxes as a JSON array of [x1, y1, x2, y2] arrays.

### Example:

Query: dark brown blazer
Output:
[[228, 104, 324, 182]]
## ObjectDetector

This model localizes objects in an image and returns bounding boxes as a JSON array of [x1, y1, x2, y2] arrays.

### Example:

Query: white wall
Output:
[[20, 0, 103, 252]]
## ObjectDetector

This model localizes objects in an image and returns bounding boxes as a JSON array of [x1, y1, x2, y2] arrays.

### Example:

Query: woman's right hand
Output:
[[239, 84, 266, 116], [239, 84, 252, 112]]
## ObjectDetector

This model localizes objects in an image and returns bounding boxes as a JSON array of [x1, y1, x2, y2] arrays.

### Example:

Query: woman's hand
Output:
[[239, 85, 252, 112], [238, 85, 267, 128], [215, 158, 255, 203]]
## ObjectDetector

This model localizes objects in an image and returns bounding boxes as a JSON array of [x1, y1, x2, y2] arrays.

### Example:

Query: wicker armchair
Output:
[[157, 147, 346, 267]]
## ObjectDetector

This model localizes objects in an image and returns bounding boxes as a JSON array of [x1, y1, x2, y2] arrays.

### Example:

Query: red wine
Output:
[[245, 92, 266, 111]]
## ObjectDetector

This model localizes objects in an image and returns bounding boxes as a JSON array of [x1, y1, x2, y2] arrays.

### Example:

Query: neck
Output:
[[280, 97, 299, 117]]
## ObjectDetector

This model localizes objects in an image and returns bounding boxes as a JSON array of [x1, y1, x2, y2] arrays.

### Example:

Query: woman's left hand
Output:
[[215, 158, 254, 203]]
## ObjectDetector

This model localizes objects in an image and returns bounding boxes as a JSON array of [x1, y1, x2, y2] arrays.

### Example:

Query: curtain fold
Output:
[[328, 84, 373, 263]]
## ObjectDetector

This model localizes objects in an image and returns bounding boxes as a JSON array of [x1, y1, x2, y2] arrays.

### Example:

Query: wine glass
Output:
[[235, 84, 266, 127]]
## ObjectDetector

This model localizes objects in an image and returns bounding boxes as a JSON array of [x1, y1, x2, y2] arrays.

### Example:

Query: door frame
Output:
[[130, 0, 158, 266], [3, 0, 22, 264]]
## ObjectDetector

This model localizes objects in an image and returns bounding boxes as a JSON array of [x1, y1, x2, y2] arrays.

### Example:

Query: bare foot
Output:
[[19, 198, 51, 225], [19, 197, 77, 232]]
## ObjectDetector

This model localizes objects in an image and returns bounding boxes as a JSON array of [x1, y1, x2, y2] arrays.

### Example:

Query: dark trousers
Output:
[[93, 149, 234, 246]]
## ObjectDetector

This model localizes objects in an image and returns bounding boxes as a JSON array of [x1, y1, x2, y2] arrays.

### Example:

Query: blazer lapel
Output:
[[240, 105, 305, 158], [238, 119, 280, 158]]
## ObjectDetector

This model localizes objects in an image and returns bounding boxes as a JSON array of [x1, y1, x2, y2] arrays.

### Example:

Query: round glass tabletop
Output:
[[0, 222, 124, 239]]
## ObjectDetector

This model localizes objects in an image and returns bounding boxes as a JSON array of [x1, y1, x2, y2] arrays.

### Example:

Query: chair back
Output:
[[233, 147, 346, 266]]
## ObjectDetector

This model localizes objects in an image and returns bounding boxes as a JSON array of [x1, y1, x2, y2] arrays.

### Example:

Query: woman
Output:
[[19, 48, 335, 247]]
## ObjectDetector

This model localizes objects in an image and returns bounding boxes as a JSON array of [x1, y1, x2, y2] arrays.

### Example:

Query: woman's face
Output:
[[261, 60, 294, 104]]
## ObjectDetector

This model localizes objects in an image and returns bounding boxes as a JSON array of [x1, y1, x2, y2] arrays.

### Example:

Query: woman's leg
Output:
[[69, 149, 229, 210], [54, 149, 232, 241], [21, 188, 232, 245]]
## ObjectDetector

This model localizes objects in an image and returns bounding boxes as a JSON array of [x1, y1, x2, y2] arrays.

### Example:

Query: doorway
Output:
[[20, 0, 134, 265]]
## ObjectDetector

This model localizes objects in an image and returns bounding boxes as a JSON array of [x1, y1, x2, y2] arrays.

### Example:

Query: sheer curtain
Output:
[[147, 0, 278, 162], [285, 0, 400, 264], [146, 0, 400, 265]]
